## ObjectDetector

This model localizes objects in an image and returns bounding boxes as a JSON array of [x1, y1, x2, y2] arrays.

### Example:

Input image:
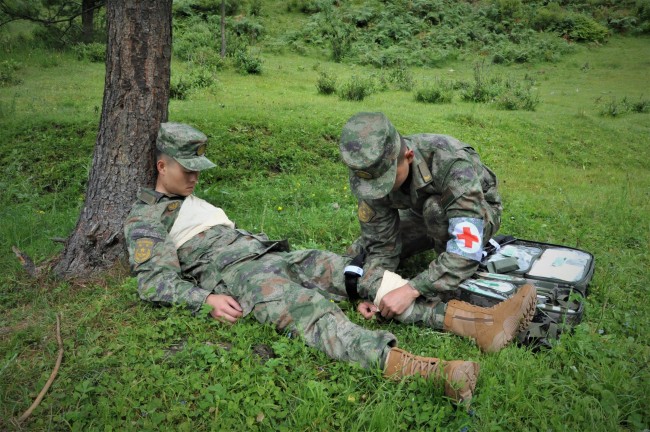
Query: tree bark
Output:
[[53, 0, 172, 278]]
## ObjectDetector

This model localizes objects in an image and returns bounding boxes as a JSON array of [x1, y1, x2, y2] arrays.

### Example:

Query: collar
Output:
[[137, 188, 184, 205], [408, 144, 433, 192]]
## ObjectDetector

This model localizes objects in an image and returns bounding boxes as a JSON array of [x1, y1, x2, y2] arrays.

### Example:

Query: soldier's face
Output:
[[156, 157, 199, 196]]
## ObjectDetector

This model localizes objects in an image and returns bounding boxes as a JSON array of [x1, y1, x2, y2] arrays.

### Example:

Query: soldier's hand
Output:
[[206, 294, 243, 324], [357, 301, 379, 319], [378, 283, 420, 319]]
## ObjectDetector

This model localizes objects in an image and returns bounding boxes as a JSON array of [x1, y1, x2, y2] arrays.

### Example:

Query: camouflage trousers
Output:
[[211, 249, 444, 369]]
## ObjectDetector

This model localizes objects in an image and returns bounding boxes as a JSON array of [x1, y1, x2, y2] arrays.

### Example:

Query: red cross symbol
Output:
[[457, 226, 479, 248]]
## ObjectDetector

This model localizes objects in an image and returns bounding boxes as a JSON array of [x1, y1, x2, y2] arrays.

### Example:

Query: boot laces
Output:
[[400, 354, 441, 378]]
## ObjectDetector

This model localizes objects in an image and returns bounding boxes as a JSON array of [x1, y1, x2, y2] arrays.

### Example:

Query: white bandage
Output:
[[169, 195, 235, 249], [374, 270, 414, 320]]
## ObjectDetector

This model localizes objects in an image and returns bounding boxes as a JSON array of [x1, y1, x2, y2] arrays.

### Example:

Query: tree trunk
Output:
[[53, 0, 172, 278], [220, 0, 226, 58], [81, 0, 95, 43]]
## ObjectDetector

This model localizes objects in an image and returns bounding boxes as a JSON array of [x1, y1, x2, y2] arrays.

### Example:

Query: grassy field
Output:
[[0, 22, 649, 431]]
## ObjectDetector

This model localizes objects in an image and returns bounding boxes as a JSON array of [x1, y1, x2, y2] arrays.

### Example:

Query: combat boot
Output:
[[383, 347, 479, 403], [444, 284, 537, 353]]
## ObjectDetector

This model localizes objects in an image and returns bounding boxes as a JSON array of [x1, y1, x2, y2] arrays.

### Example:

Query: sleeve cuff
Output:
[[408, 273, 430, 296], [186, 286, 213, 313]]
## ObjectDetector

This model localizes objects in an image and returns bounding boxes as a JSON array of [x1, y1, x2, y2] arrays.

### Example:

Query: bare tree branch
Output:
[[17, 314, 64, 424], [0, 0, 104, 28]]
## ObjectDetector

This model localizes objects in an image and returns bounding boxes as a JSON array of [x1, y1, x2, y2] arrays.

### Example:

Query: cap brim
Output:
[[348, 158, 398, 200], [175, 155, 216, 171]]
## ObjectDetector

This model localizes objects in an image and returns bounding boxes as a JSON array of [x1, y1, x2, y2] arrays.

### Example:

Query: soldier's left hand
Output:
[[205, 294, 243, 324], [357, 301, 379, 319], [378, 283, 420, 319]]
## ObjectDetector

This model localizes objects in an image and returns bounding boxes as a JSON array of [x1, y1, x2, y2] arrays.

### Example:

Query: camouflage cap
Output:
[[156, 122, 216, 171], [339, 112, 401, 200]]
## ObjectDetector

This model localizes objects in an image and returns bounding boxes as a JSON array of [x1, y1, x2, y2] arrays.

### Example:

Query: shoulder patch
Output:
[[417, 161, 432, 183], [358, 201, 376, 223], [167, 201, 180, 211], [138, 189, 158, 205], [134, 238, 155, 264]]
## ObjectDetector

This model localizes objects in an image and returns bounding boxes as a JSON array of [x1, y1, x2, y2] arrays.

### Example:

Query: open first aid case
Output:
[[458, 235, 595, 347]]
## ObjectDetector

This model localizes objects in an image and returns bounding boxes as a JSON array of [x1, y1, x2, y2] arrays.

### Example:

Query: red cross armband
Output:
[[446, 217, 484, 261]]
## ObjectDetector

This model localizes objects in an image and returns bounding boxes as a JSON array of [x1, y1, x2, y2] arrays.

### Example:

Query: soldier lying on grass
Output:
[[124, 122, 537, 404]]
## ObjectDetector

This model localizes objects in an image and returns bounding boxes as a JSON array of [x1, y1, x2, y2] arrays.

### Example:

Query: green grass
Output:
[[1, 27, 649, 431]]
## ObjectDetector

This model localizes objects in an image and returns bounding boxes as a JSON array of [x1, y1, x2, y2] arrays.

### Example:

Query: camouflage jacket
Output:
[[357, 134, 502, 298], [124, 189, 285, 312]]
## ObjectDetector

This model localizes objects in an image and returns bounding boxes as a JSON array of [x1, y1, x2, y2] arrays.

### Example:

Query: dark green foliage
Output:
[[173, 16, 217, 61], [451, 62, 541, 110], [0, 60, 23, 86], [170, 68, 218, 100], [338, 75, 373, 101], [173, 0, 241, 17], [414, 80, 453, 104], [172, 10, 264, 63], [72, 42, 106, 63], [316, 70, 337, 95], [387, 64, 415, 91], [285, 0, 650, 65], [231, 16, 264, 42], [597, 95, 650, 116], [530, 3, 566, 32], [249, 0, 263, 16], [566, 13, 610, 42], [233, 49, 263, 74], [495, 78, 540, 111], [636, 0, 650, 32], [460, 62, 503, 103], [531, 6, 609, 42], [189, 47, 226, 70], [630, 97, 650, 113], [286, 0, 324, 14]]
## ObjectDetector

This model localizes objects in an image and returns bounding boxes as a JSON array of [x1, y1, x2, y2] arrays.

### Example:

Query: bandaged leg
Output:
[[374, 270, 415, 320], [397, 301, 447, 329]]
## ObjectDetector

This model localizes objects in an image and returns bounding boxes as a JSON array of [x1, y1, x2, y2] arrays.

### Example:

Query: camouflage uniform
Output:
[[124, 122, 445, 370], [340, 112, 502, 301]]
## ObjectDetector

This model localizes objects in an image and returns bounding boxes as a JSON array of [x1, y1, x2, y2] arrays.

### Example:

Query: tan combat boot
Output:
[[444, 284, 537, 353], [383, 347, 479, 403]]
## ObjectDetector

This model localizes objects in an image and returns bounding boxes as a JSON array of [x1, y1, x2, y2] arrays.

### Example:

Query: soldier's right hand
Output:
[[206, 294, 243, 324]]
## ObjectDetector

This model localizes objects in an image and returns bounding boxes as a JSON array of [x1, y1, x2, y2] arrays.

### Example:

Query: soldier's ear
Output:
[[405, 148, 415, 163], [156, 157, 166, 174]]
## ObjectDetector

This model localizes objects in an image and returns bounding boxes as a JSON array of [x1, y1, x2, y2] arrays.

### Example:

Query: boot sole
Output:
[[445, 361, 480, 404], [517, 285, 538, 333], [485, 285, 537, 352]]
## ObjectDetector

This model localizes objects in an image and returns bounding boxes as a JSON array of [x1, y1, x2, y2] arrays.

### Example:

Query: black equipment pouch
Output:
[[344, 250, 366, 301]]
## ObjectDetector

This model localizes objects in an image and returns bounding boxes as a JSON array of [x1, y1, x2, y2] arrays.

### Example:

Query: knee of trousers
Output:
[[346, 238, 365, 257]]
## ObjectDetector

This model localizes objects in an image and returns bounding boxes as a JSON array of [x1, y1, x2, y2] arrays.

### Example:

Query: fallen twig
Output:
[[11, 246, 38, 278], [17, 314, 64, 424]]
